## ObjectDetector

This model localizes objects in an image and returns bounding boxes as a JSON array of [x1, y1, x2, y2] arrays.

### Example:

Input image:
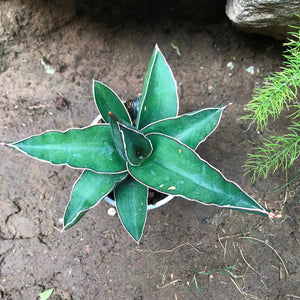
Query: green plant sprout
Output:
[[2, 45, 276, 242], [39, 288, 54, 300], [192, 274, 201, 295], [242, 23, 300, 181]]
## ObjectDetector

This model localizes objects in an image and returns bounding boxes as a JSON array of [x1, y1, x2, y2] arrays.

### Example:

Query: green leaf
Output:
[[8, 125, 126, 173], [39, 288, 54, 300], [108, 112, 153, 166], [93, 80, 131, 124], [129, 134, 269, 215], [115, 177, 148, 242], [142, 105, 228, 149], [136, 45, 178, 129], [119, 123, 153, 166], [108, 113, 127, 161], [64, 170, 127, 229]]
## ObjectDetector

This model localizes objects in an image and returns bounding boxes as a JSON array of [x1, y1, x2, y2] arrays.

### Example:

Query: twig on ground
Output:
[[238, 236, 289, 277], [170, 42, 181, 56], [217, 233, 227, 260], [219, 232, 251, 240], [285, 295, 300, 299], [230, 277, 259, 300], [135, 242, 203, 255], [279, 169, 290, 214], [157, 279, 182, 289], [219, 233, 289, 277], [188, 264, 237, 276], [237, 245, 263, 277]]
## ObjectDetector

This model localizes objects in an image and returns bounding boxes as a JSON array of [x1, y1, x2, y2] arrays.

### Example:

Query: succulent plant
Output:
[[2, 45, 274, 242]]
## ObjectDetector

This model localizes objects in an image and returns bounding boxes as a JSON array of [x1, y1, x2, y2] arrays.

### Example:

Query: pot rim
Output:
[[104, 194, 174, 210]]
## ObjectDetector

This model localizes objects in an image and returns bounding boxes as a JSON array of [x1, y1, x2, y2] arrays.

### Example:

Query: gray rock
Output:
[[0, 0, 76, 43], [226, 0, 300, 39]]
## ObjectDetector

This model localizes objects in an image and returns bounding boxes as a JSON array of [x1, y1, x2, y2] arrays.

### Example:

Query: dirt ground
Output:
[[0, 9, 299, 300]]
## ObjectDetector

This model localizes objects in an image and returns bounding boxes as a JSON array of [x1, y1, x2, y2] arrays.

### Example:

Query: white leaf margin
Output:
[[4, 124, 127, 175], [114, 178, 148, 243], [92, 80, 132, 124], [136, 44, 179, 128], [141, 103, 230, 149], [128, 132, 278, 218], [62, 170, 128, 231]]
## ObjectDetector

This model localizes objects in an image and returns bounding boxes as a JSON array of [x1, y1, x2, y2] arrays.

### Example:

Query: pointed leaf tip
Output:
[[9, 126, 126, 173], [136, 46, 178, 129], [268, 212, 281, 218], [108, 111, 118, 121], [142, 106, 228, 149], [129, 134, 269, 215]]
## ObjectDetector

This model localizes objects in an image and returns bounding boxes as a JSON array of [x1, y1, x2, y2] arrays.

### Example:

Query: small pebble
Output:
[[107, 207, 116, 216], [246, 66, 255, 75], [227, 62, 234, 70]]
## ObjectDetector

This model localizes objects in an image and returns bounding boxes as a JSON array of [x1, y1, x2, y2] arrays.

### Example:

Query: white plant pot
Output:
[[103, 194, 174, 210], [91, 114, 175, 210]]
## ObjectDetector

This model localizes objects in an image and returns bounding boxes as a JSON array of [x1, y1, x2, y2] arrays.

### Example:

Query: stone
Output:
[[107, 207, 117, 217], [226, 0, 300, 39], [0, 0, 76, 43], [6, 215, 39, 238]]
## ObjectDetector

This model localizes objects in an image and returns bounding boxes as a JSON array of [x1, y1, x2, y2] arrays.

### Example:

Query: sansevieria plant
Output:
[[2, 45, 276, 242]]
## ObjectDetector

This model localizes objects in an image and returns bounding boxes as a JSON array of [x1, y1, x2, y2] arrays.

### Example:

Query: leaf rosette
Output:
[[3, 44, 272, 242]]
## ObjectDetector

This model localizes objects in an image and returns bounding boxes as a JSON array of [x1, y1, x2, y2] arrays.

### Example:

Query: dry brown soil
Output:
[[0, 12, 299, 300]]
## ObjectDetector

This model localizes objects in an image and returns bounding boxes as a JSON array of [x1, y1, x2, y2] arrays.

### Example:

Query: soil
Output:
[[0, 9, 300, 300]]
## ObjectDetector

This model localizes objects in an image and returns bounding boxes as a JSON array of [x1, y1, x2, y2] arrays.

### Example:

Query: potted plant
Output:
[[2, 45, 276, 242], [89, 98, 176, 211]]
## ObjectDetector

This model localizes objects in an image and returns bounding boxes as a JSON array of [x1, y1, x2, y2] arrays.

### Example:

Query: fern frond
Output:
[[241, 26, 300, 130], [244, 123, 300, 182]]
